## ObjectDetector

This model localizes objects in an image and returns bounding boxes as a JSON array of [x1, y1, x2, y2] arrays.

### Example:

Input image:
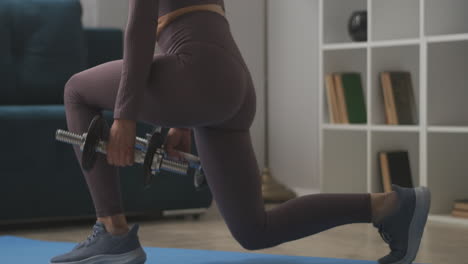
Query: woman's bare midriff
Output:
[[156, 4, 225, 39]]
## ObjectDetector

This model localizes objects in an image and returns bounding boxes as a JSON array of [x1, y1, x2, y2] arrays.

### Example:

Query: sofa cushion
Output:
[[2, 0, 86, 105], [0, 1, 16, 97]]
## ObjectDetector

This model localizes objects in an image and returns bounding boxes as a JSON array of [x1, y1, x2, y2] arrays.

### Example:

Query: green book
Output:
[[339, 73, 367, 124]]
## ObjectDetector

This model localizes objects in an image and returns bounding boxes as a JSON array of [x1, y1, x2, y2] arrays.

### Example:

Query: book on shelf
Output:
[[333, 73, 349, 123], [452, 208, 468, 219], [452, 199, 468, 218], [324, 72, 367, 124], [379, 151, 414, 193], [453, 199, 468, 211], [325, 74, 341, 123], [380, 71, 417, 125]]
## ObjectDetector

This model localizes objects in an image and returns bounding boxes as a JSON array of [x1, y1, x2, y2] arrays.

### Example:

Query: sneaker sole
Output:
[[50, 247, 146, 264], [390, 186, 431, 264]]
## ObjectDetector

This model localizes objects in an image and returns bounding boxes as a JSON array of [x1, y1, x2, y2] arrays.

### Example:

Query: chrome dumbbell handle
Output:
[[93, 140, 147, 164], [55, 129, 190, 175], [143, 132, 200, 167]]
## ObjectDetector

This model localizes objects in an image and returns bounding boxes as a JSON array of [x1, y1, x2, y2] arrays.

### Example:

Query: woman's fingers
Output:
[[118, 146, 125, 166], [118, 145, 131, 167], [111, 144, 118, 166], [126, 147, 134, 166], [166, 147, 180, 160], [106, 140, 132, 167], [181, 139, 191, 153], [105, 119, 137, 167]]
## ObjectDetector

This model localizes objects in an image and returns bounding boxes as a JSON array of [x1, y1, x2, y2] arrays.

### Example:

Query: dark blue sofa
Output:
[[0, 0, 212, 224]]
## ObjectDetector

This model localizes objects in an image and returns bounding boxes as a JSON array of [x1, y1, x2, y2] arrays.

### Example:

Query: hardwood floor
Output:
[[1, 202, 467, 263]]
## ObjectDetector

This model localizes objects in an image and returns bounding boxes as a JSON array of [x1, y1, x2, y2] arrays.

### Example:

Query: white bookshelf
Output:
[[319, 0, 468, 227]]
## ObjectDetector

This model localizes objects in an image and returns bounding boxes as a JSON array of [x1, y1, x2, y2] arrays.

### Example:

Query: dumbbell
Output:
[[55, 115, 207, 190]]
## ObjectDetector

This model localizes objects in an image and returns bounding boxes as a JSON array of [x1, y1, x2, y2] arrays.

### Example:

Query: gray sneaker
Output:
[[49, 222, 147, 264], [373, 184, 431, 264]]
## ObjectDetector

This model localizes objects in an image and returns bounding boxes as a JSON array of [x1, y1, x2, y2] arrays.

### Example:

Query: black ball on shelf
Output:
[[348, 10, 367, 42]]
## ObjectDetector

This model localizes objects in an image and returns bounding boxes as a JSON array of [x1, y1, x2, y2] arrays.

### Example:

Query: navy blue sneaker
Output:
[[50, 222, 147, 264], [373, 184, 431, 264]]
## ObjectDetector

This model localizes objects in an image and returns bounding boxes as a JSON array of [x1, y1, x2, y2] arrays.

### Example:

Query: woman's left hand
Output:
[[164, 128, 192, 161]]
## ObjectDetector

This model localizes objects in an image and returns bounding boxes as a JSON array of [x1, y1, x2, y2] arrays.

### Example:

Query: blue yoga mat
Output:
[[0, 235, 421, 263]]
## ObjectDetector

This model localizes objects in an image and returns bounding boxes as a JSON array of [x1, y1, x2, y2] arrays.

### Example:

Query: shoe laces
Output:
[[86, 227, 100, 244], [76, 225, 103, 248], [377, 222, 392, 244]]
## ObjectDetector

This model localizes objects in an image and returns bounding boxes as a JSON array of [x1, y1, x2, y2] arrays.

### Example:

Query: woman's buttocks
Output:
[[156, 9, 255, 129], [157, 10, 243, 63]]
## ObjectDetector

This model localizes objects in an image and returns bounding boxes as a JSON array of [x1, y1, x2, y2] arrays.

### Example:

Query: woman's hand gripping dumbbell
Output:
[[55, 115, 207, 189], [106, 118, 138, 167], [107, 119, 193, 166]]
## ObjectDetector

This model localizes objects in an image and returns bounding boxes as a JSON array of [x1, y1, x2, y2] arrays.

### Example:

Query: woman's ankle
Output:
[[97, 214, 129, 235], [108, 226, 130, 235], [371, 191, 399, 225]]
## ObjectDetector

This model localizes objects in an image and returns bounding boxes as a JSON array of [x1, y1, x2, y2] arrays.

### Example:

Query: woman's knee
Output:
[[228, 224, 268, 251], [63, 73, 82, 105]]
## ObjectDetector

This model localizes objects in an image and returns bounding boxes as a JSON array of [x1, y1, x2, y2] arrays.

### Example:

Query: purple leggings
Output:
[[64, 11, 372, 250]]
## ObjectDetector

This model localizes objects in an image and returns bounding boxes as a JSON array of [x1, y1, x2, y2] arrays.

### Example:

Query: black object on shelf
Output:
[[348, 10, 367, 42]]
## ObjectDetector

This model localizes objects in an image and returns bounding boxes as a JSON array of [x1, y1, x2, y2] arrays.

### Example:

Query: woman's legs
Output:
[[64, 60, 129, 234], [63, 43, 248, 234], [64, 44, 398, 247], [193, 126, 374, 250], [186, 73, 398, 250]]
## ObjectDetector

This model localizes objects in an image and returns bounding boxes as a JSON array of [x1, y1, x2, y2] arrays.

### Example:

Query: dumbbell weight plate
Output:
[[82, 115, 107, 171], [194, 167, 208, 191], [144, 130, 165, 188]]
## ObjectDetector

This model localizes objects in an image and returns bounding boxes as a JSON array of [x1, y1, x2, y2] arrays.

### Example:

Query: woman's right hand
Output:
[[107, 119, 136, 167]]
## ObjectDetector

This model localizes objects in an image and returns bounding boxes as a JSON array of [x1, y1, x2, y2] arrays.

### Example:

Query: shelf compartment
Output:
[[370, 39, 420, 48], [427, 33, 468, 44], [323, 0, 366, 44], [370, 45, 420, 125], [371, 125, 420, 132], [323, 48, 367, 124], [322, 124, 367, 131], [322, 39, 423, 50], [322, 130, 367, 193], [321, 124, 420, 132], [425, 0, 468, 36], [428, 126, 468, 133], [322, 42, 368, 50], [427, 133, 468, 214], [428, 41, 468, 126], [371, 0, 419, 41], [370, 131, 420, 193]]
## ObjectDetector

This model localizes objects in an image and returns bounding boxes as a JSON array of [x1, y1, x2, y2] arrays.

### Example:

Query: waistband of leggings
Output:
[[157, 10, 231, 53], [157, 4, 226, 39]]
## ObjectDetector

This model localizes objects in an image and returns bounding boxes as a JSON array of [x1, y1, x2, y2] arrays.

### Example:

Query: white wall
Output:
[[80, 0, 98, 27], [80, 0, 127, 28], [79, 0, 266, 169], [224, 0, 266, 173], [267, 0, 320, 194]]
